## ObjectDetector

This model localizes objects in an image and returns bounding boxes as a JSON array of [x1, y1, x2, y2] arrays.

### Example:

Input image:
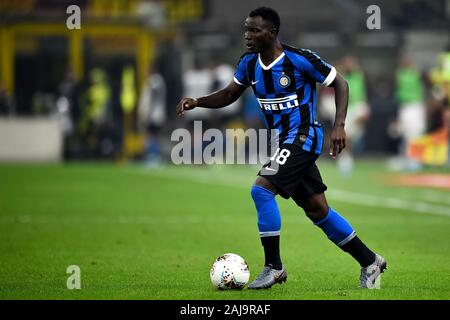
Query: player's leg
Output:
[[248, 144, 320, 289], [248, 176, 287, 289], [292, 165, 387, 288], [251, 176, 282, 269], [297, 192, 376, 266]]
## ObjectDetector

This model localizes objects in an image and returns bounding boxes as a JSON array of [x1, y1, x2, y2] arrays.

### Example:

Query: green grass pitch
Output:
[[0, 160, 449, 299]]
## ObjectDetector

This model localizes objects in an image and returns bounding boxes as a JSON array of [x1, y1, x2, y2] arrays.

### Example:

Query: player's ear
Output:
[[268, 28, 277, 39], [272, 27, 280, 38]]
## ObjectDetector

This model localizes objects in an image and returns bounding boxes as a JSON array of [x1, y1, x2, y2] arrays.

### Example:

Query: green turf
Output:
[[0, 160, 449, 299]]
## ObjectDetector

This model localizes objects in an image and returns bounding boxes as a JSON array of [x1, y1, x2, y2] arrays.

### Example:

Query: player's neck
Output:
[[259, 40, 283, 66]]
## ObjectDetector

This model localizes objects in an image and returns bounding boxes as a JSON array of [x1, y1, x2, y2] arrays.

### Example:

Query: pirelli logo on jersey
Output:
[[257, 94, 299, 111]]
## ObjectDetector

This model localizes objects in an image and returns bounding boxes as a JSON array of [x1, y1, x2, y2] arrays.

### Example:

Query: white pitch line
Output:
[[327, 190, 450, 217], [420, 191, 450, 206], [128, 168, 450, 218]]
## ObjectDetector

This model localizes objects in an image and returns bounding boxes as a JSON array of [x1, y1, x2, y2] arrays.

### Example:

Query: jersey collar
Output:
[[258, 52, 285, 70]]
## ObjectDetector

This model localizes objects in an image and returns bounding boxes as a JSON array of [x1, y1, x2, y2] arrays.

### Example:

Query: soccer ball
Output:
[[210, 253, 250, 289]]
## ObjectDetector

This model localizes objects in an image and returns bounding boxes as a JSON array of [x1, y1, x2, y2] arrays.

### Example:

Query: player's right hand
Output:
[[176, 98, 198, 116]]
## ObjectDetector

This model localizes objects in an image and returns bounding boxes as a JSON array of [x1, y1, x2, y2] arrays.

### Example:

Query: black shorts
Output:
[[258, 143, 327, 205]]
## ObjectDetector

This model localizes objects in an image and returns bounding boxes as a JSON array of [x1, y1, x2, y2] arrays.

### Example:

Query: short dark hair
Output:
[[249, 7, 280, 33]]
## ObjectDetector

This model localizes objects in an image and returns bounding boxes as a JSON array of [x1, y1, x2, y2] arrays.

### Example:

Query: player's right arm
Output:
[[176, 81, 246, 116]]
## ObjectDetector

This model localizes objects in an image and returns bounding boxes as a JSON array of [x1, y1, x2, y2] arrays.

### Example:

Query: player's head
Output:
[[244, 7, 280, 53]]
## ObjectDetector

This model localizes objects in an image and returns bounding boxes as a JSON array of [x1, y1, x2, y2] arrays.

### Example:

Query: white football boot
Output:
[[359, 254, 387, 289], [248, 264, 287, 289]]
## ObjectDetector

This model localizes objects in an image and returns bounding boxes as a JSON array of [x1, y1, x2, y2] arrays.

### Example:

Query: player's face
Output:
[[244, 16, 276, 53]]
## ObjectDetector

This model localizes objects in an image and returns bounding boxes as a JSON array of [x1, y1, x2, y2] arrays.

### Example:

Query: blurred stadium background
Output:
[[0, 0, 449, 299]]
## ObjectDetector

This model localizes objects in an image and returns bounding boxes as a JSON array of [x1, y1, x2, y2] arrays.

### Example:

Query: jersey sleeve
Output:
[[233, 54, 250, 87], [298, 50, 336, 87]]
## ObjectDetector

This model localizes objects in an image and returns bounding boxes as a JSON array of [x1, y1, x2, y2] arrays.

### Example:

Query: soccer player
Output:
[[176, 7, 387, 289]]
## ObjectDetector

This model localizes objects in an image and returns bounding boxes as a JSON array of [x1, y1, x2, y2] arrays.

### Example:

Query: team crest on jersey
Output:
[[278, 75, 290, 87], [299, 135, 307, 143]]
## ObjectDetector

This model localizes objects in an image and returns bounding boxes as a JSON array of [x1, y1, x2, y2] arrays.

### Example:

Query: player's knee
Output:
[[251, 185, 275, 202], [304, 205, 329, 223], [296, 193, 329, 222]]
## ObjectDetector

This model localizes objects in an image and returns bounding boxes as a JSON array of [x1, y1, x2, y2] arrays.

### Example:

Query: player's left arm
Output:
[[299, 51, 349, 158], [328, 73, 349, 159]]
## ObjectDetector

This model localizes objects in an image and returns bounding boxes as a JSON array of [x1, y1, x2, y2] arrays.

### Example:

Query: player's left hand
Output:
[[329, 125, 346, 159]]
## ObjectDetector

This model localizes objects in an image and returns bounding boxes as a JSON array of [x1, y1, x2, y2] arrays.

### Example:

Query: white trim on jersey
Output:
[[321, 66, 337, 87], [258, 52, 286, 70], [233, 76, 246, 86]]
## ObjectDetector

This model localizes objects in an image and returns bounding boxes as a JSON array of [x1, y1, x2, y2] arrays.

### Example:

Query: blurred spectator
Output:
[[338, 56, 370, 175], [57, 70, 80, 135], [120, 65, 137, 116], [79, 68, 113, 158], [317, 85, 336, 153], [138, 66, 167, 165], [429, 51, 450, 128], [0, 84, 15, 115], [210, 63, 242, 126], [181, 63, 216, 163], [372, 81, 402, 155], [80, 68, 111, 128], [182, 65, 214, 125], [57, 70, 83, 158], [429, 50, 450, 165], [138, 67, 167, 132], [395, 55, 426, 170]]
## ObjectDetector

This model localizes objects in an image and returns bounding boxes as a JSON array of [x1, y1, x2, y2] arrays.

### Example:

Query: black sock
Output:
[[261, 235, 282, 270], [340, 236, 376, 267]]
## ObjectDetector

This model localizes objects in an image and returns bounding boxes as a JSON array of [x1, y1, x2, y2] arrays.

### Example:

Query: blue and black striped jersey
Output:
[[233, 44, 336, 154]]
